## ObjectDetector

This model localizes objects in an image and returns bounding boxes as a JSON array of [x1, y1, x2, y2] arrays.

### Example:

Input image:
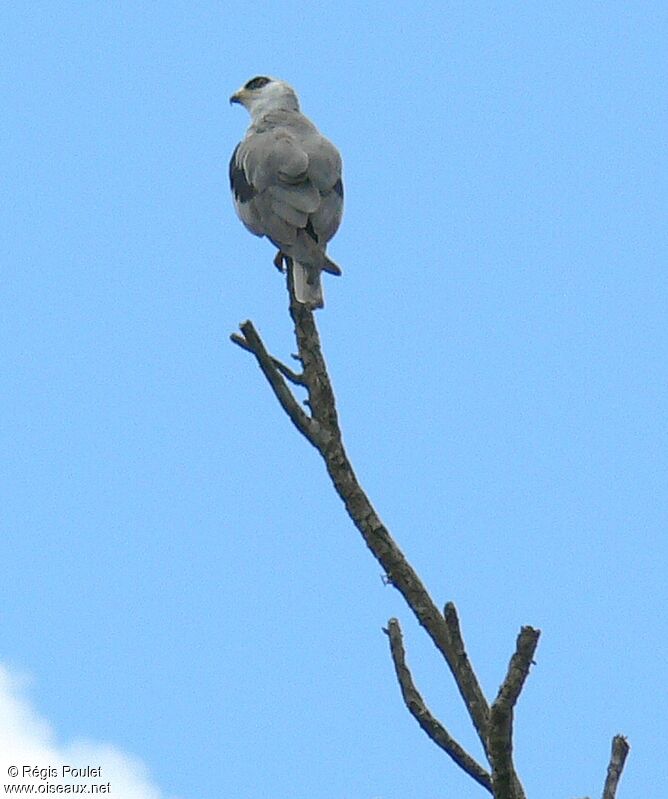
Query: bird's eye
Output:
[[244, 76, 271, 91]]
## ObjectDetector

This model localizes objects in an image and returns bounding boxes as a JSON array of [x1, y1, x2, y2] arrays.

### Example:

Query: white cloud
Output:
[[0, 664, 174, 798]]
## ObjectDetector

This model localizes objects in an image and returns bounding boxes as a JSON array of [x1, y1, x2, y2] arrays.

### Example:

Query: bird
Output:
[[229, 76, 344, 309]]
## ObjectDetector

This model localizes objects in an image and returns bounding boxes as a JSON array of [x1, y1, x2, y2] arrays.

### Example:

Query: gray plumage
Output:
[[229, 76, 343, 309]]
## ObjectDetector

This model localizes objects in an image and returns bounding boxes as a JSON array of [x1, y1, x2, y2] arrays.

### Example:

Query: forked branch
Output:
[[384, 617, 493, 793], [231, 278, 494, 758], [231, 270, 629, 798]]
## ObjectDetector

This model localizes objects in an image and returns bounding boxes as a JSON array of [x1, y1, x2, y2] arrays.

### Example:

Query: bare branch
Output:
[[286, 277, 341, 436], [232, 281, 493, 752], [271, 358, 306, 386], [442, 603, 493, 747], [493, 626, 540, 712], [230, 332, 306, 385], [488, 627, 540, 799], [384, 618, 493, 794], [230, 321, 315, 444], [253, 280, 494, 754], [231, 271, 627, 798], [602, 735, 630, 799]]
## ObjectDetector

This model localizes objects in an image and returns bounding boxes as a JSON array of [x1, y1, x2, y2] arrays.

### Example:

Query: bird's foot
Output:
[[273, 251, 288, 272]]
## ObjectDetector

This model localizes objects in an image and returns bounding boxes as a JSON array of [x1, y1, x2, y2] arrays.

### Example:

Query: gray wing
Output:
[[229, 114, 343, 256]]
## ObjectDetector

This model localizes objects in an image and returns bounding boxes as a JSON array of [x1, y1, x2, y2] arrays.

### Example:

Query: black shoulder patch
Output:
[[229, 145, 256, 203], [333, 178, 344, 198], [244, 76, 271, 91]]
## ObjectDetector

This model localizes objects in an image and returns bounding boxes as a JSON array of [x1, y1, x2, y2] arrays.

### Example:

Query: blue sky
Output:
[[1, 2, 666, 797]]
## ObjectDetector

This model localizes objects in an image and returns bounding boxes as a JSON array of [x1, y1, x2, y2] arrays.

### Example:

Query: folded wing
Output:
[[230, 115, 343, 280]]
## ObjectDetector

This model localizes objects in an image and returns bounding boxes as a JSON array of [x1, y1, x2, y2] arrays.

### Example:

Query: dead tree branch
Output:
[[384, 617, 493, 793], [602, 736, 630, 799], [230, 320, 315, 443], [232, 280, 493, 758], [230, 332, 306, 385], [488, 627, 540, 799], [231, 270, 629, 797]]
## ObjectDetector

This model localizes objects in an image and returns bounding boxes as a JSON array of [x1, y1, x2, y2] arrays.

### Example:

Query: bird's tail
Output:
[[292, 260, 324, 309]]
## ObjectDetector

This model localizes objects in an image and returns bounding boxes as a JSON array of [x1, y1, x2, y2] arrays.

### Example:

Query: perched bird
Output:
[[229, 76, 343, 309]]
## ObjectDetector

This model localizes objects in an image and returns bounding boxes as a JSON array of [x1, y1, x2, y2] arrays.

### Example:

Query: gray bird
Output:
[[229, 76, 343, 309]]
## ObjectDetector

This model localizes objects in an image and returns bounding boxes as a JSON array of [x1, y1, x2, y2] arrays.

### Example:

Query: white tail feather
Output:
[[292, 260, 324, 309]]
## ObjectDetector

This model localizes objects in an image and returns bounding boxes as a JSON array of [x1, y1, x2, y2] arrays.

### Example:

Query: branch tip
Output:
[[602, 735, 630, 799], [487, 627, 540, 799], [230, 317, 315, 443], [385, 618, 493, 793]]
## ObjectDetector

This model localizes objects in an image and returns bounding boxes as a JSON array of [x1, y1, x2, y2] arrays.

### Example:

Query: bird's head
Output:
[[230, 76, 300, 119]]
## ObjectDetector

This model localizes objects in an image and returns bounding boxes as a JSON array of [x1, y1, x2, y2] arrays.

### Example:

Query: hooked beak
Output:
[[229, 89, 245, 106]]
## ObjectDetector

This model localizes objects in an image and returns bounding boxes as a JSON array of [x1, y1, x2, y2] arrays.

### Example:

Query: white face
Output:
[[230, 76, 300, 117]]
